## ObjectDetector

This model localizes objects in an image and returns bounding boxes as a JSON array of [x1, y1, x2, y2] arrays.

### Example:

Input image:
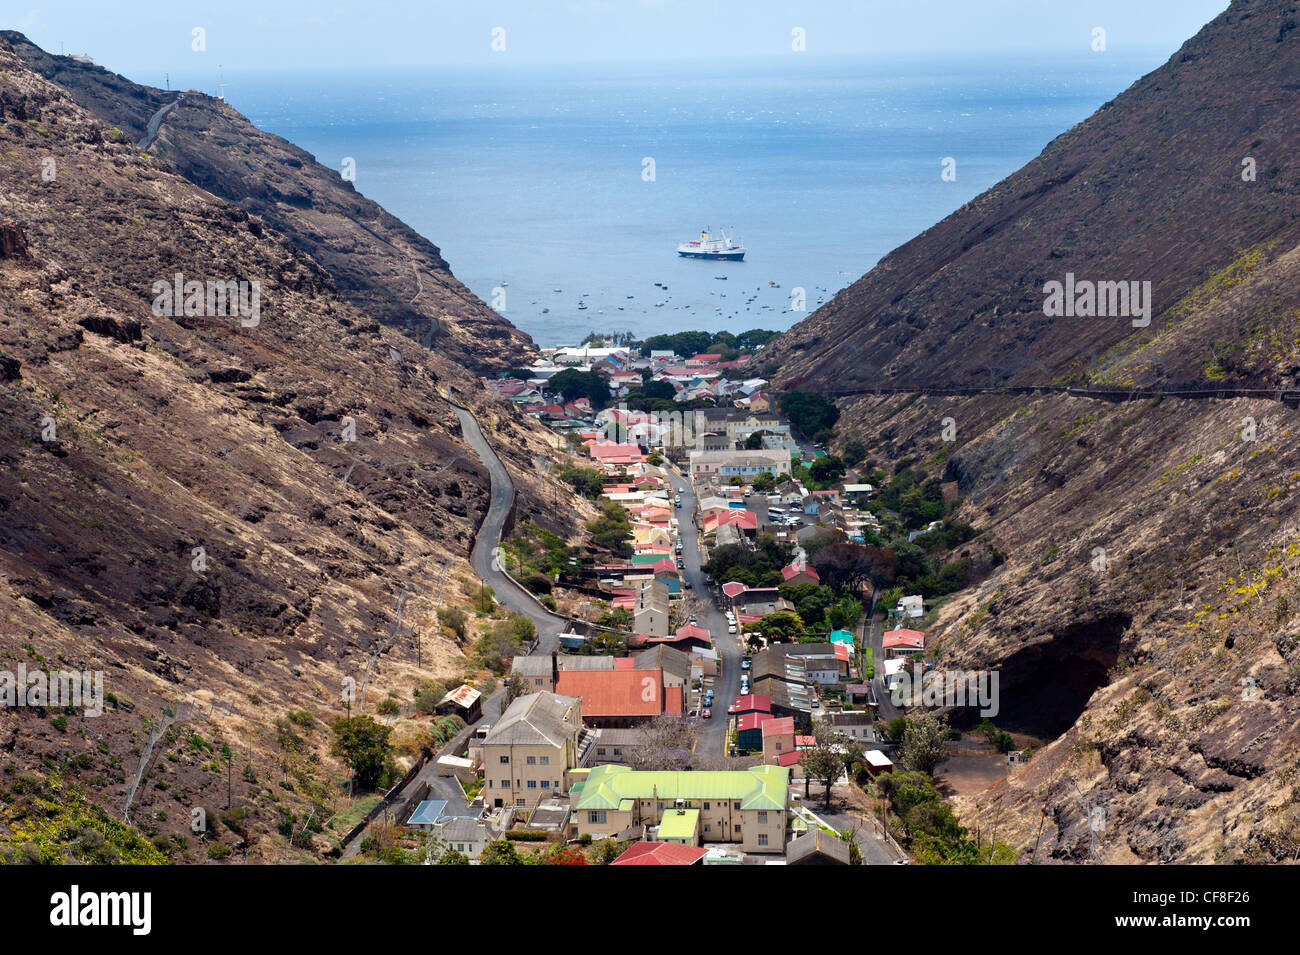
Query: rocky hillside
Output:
[[0, 36, 575, 862], [2, 30, 538, 375], [772, 0, 1300, 863], [767, 0, 1300, 394]]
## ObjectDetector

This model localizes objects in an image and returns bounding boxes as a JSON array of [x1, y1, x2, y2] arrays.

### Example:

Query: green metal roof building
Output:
[[576, 764, 788, 812]]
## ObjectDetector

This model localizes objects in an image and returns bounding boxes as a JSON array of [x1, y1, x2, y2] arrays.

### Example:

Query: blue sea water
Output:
[[228, 51, 1171, 347]]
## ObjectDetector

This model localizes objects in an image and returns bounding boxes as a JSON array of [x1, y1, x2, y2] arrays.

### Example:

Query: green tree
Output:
[[755, 610, 804, 642], [330, 716, 393, 792], [809, 454, 846, 486], [800, 720, 844, 810], [480, 840, 524, 865], [778, 391, 840, 442], [548, 368, 611, 407], [901, 712, 950, 776]]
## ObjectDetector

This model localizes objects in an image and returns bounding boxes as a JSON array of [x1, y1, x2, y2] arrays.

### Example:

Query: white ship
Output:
[[677, 228, 745, 261]]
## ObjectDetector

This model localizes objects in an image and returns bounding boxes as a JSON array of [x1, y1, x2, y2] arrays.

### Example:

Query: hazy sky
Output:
[[8, 1, 1230, 81]]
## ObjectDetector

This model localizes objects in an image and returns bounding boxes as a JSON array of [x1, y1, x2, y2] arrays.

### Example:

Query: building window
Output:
[[588, 811, 607, 824], [516, 798, 526, 806], [758, 811, 768, 823], [597, 748, 606, 756], [526, 756, 536, 765], [704, 802, 710, 810], [527, 780, 537, 789], [736, 826, 742, 835], [499, 755, 509, 764], [501, 779, 510, 788], [758, 834, 769, 847], [734, 802, 741, 809], [541, 780, 551, 789], [539, 756, 550, 765]]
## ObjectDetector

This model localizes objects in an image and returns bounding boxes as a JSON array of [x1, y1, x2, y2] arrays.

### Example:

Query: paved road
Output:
[[667, 468, 741, 758], [452, 403, 569, 652], [869, 609, 903, 723], [138, 94, 182, 150], [810, 792, 905, 865]]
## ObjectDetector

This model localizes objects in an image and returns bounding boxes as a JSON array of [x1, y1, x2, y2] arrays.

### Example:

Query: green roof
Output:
[[576, 765, 789, 812], [829, 629, 855, 645], [657, 808, 699, 840], [632, 553, 671, 565]]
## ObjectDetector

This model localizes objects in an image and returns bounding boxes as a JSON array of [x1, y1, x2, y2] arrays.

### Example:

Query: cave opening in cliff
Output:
[[971, 613, 1132, 739]]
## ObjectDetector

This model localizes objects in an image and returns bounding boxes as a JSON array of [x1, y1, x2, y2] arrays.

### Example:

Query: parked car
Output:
[[683, 579, 693, 589], [701, 708, 712, 719], [741, 658, 752, 670], [728, 623, 737, 634], [676, 557, 685, 569]]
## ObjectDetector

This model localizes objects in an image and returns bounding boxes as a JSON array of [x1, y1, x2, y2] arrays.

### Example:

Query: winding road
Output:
[[451, 402, 570, 652], [138, 94, 182, 150]]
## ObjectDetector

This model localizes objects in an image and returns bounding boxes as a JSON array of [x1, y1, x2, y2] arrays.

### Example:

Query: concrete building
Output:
[[688, 449, 791, 480], [482, 692, 593, 809], [573, 764, 789, 854]]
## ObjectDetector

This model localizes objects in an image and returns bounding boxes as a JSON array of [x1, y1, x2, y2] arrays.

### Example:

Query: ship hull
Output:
[[677, 250, 745, 260]]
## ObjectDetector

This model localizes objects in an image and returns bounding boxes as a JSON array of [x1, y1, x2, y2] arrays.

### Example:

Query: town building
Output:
[[573, 765, 789, 853], [482, 692, 593, 809]]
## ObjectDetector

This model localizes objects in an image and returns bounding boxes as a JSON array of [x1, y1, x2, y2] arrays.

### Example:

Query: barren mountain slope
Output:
[[767, 0, 1300, 394], [2, 30, 538, 375], [0, 40, 573, 861]]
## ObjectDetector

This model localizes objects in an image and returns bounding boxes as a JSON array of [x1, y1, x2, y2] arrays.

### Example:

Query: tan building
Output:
[[573, 765, 789, 854], [482, 692, 592, 809]]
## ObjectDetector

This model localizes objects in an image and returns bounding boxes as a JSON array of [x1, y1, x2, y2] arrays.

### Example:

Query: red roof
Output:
[[651, 559, 678, 576], [795, 735, 817, 748], [733, 693, 771, 713], [882, 628, 925, 650], [613, 657, 636, 670], [705, 510, 758, 534], [721, 581, 747, 599], [737, 712, 767, 732], [556, 669, 667, 718], [665, 684, 683, 715], [782, 562, 820, 582], [611, 842, 708, 866], [777, 750, 803, 767], [675, 624, 711, 641], [833, 644, 851, 662], [761, 716, 795, 738]]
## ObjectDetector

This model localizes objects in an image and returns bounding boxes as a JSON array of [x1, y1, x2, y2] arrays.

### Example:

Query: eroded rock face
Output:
[[0, 223, 30, 260]]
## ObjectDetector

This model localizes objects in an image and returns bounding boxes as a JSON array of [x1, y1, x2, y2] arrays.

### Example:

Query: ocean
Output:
[[226, 51, 1171, 348]]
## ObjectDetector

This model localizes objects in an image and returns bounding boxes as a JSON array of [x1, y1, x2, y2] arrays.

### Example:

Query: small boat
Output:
[[577, 301, 587, 310]]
